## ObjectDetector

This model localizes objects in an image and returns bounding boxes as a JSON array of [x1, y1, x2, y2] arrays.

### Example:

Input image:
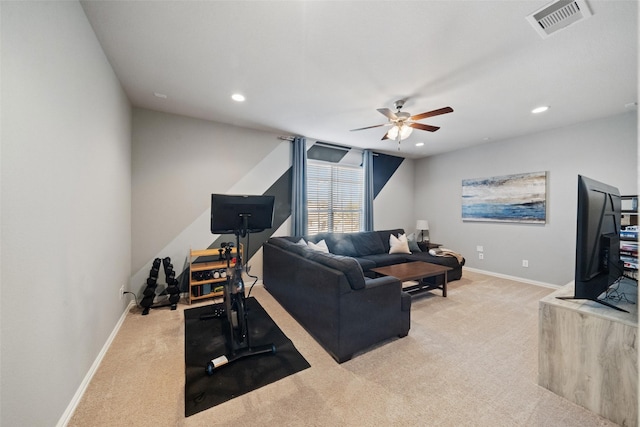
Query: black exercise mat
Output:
[[184, 297, 310, 417]]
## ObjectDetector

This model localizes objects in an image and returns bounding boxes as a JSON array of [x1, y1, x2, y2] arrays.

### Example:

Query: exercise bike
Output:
[[205, 214, 276, 375]]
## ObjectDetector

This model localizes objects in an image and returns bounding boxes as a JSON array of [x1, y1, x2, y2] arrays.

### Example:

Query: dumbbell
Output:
[[143, 285, 157, 297], [141, 294, 154, 309], [167, 278, 180, 291], [162, 257, 173, 277]]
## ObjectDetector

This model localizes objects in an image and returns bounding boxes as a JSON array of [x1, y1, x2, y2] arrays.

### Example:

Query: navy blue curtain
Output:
[[363, 149, 374, 231], [292, 137, 308, 236]]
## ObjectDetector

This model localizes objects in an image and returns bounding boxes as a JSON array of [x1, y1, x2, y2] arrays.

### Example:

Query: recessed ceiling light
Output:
[[153, 92, 167, 99], [531, 106, 549, 114], [231, 93, 246, 102], [415, 142, 425, 147]]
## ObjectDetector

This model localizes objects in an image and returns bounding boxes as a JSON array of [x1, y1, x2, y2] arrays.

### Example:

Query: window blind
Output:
[[307, 160, 363, 234]]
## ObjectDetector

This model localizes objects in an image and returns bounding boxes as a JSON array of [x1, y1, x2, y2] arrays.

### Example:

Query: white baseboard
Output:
[[56, 300, 135, 427], [463, 267, 561, 289]]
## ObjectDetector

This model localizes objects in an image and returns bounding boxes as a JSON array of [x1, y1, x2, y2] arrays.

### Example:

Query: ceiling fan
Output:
[[351, 100, 453, 148]]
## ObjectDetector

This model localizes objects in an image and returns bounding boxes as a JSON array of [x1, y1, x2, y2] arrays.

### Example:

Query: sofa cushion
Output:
[[268, 237, 314, 258], [307, 232, 329, 243], [308, 239, 329, 253], [389, 233, 411, 254], [306, 251, 366, 290], [325, 233, 358, 257], [352, 257, 376, 272], [376, 229, 405, 253], [289, 241, 314, 257], [350, 231, 385, 256], [406, 233, 422, 252], [268, 237, 296, 249], [362, 253, 410, 267]]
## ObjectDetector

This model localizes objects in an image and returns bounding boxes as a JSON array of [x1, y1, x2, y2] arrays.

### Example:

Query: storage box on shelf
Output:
[[188, 244, 242, 303]]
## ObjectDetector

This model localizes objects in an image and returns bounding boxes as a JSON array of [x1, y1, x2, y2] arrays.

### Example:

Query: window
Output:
[[307, 160, 363, 234]]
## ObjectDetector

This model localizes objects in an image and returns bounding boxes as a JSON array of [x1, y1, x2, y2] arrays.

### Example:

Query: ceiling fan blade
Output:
[[408, 122, 440, 132], [409, 106, 453, 121], [350, 123, 391, 132], [381, 132, 391, 140], [377, 108, 398, 121]]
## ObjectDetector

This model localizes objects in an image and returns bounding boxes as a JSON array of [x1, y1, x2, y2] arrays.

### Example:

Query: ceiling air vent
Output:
[[526, 0, 592, 38]]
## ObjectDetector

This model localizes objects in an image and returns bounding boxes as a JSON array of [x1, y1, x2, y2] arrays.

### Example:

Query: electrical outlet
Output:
[[479, 253, 484, 260], [119, 286, 125, 299], [476, 245, 484, 252], [522, 260, 529, 267]]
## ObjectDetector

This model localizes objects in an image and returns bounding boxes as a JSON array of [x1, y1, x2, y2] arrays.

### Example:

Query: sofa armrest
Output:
[[364, 275, 400, 290]]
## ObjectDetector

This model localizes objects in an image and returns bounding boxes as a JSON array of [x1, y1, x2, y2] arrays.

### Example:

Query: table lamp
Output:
[[416, 220, 429, 242]]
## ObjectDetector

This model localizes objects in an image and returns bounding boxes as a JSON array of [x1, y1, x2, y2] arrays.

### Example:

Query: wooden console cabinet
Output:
[[538, 282, 637, 426]]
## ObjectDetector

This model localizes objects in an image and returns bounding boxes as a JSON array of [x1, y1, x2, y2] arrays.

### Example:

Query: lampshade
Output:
[[387, 124, 413, 140], [416, 220, 429, 230]]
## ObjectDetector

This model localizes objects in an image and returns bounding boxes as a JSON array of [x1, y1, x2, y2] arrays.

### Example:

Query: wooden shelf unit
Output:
[[620, 195, 638, 278], [188, 244, 242, 304]]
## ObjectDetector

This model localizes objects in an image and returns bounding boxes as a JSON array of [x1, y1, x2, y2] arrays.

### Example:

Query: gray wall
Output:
[[131, 108, 283, 276], [130, 110, 420, 288], [414, 112, 637, 286], [374, 158, 416, 233], [1, 2, 132, 426]]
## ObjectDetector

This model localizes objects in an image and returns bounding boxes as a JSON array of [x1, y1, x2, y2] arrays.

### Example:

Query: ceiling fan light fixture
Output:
[[400, 125, 413, 139], [387, 125, 399, 140], [351, 101, 452, 141], [388, 124, 413, 140]]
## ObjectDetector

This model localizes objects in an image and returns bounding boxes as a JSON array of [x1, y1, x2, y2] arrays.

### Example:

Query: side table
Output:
[[417, 241, 441, 252]]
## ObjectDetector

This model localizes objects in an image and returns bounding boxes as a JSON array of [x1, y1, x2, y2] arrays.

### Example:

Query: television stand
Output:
[[555, 296, 629, 313], [540, 280, 637, 426]]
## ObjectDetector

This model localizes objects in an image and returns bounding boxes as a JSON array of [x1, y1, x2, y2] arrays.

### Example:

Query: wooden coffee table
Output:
[[370, 261, 452, 297]]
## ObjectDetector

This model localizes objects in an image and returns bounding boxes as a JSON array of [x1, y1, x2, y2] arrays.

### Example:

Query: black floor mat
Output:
[[184, 297, 310, 417]]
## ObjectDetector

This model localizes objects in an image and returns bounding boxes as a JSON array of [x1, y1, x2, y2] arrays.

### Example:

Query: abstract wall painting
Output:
[[462, 171, 547, 223]]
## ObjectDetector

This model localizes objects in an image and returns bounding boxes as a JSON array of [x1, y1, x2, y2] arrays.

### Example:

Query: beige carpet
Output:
[[68, 271, 618, 426]]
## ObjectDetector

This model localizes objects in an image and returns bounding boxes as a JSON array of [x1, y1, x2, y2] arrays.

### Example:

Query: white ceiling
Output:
[[81, 0, 638, 159]]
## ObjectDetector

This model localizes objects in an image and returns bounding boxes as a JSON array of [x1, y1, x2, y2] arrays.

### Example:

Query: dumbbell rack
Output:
[[140, 257, 181, 315], [188, 244, 243, 304]]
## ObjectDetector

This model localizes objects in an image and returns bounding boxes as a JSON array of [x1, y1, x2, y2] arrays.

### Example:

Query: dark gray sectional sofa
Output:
[[262, 228, 464, 363]]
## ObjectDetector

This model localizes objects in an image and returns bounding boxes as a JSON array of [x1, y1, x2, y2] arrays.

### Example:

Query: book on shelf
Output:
[[621, 256, 638, 270], [620, 229, 638, 239]]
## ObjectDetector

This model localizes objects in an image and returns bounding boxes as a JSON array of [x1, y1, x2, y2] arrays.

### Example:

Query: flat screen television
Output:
[[210, 194, 275, 235], [560, 175, 626, 312]]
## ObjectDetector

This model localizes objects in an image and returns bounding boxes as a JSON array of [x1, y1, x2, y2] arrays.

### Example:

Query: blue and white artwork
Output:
[[462, 172, 547, 223]]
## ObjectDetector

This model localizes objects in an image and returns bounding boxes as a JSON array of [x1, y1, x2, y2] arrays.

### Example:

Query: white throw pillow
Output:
[[308, 239, 329, 253], [389, 233, 411, 254], [295, 238, 307, 246]]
